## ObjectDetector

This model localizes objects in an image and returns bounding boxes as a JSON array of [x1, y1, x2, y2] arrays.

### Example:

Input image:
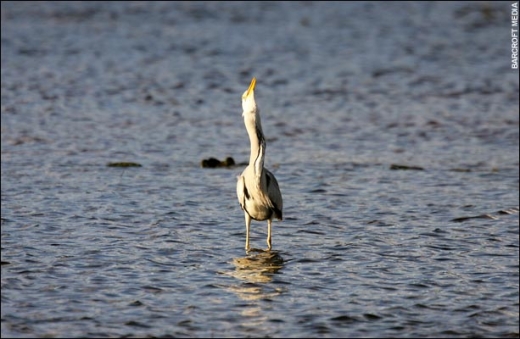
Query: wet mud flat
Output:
[[1, 2, 519, 338]]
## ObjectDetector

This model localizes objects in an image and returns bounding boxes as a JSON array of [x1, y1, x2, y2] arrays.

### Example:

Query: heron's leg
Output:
[[266, 218, 272, 251], [245, 213, 251, 251]]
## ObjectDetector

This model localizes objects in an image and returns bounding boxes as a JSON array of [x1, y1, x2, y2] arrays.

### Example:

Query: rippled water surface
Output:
[[1, 1, 519, 338]]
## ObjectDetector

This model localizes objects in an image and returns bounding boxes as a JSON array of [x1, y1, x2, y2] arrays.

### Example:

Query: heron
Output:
[[236, 77, 283, 252]]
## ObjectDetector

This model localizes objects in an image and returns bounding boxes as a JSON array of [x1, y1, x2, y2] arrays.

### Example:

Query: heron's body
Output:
[[236, 78, 283, 251]]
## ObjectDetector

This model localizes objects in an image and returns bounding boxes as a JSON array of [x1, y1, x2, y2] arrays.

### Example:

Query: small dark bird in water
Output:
[[201, 157, 236, 168]]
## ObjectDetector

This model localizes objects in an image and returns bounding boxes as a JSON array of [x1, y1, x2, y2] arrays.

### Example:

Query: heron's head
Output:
[[241, 77, 257, 116]]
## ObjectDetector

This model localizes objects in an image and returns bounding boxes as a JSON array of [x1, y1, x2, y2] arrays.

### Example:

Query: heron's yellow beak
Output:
[[245, 77, 256, 97]]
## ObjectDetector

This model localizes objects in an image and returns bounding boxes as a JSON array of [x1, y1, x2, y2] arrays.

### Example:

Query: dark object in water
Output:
[[497, 207, 520, 215], [201, 156, 236, 168], [452, 206, 519, 222], [107, 162, 142, 167], [451, 214, 498, 222], [390, 164, 424, 171]]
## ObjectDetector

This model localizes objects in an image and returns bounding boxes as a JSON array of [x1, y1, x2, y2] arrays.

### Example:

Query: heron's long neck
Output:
[[245, 115, 266, 182]]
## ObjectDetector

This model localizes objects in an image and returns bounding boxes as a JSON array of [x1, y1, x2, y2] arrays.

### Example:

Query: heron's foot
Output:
[[266, 241, 272, 252]]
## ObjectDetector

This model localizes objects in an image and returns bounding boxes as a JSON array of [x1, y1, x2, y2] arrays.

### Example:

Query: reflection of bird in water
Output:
[[230, 250, 285, 284], [223, 251, 285, 303], [236, 78, 283, 252]]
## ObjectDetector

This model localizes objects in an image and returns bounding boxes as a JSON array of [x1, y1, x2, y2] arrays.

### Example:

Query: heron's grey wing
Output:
[[265, 169, 283, 220], [236, 174, 246, 211]]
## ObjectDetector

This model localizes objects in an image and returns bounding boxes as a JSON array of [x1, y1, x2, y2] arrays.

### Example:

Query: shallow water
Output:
[[1, 1, 519, 338]]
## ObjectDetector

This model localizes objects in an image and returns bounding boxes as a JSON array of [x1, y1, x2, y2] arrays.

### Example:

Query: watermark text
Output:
[[512, 2, 518, 69]]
